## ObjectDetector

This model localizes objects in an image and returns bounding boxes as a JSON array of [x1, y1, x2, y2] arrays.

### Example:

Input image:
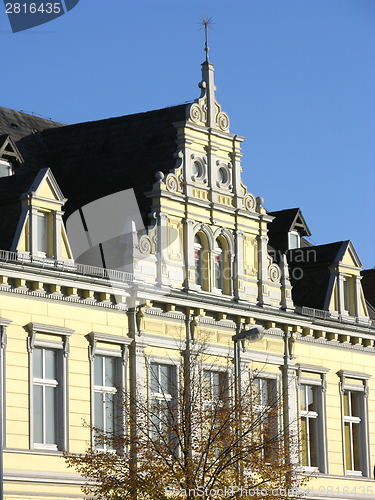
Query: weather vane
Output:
[[199, 13, 214, 61]]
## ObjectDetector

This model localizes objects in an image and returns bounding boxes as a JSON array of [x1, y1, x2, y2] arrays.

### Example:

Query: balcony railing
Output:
[[0, 250, 134, 283], [295, 305, 375, 328]]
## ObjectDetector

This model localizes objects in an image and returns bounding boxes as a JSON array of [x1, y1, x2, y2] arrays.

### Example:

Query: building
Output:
[[0, 53, 374, 500]]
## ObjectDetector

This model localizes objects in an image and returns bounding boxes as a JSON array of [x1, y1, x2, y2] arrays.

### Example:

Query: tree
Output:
[[65, 337, 308, 500]]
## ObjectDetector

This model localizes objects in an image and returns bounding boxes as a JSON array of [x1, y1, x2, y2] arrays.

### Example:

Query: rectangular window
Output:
[[37, 212, 48, 254], [33, 347, 59, 448], [338, 370, 371, 477], [149, 363, 176, 442], [343, 390, 362, 472], [253, 377, 277, 461], [94, 356, 118, 450], [28, 323, 72, 452], [300, 384, 319, 468]]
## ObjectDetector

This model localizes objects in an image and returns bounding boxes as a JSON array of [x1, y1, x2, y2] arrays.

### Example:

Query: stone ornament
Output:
[[269, 264, 281, 283], [189, 103, 203, 123], [244, 194, 256, 211], [217, 111, 230, 131], [139, 235, 152, 255], [166, 174, 179, 193]]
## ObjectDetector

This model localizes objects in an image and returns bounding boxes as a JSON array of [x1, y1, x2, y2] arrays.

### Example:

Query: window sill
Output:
[[5, 447, 64, 456], [346, 470, 363, 477]]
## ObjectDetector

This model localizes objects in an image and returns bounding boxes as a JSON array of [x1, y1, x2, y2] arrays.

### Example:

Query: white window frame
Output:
[[0, 159, 13, 177], [288, 230, 300, 250], [27, 322, 73, 452], [148, 359, 178, 443], [343, 277, 351, 314], [297, 364, 329, 474], [89, 332, 131, 451], [202, 368, 229, 407], [338, 370, 371, 477], [37, 211, 49, 255], [251, 372, 280, 463]]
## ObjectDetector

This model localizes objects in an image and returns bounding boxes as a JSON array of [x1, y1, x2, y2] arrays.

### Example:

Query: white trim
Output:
[[88, 332, 129, 450]]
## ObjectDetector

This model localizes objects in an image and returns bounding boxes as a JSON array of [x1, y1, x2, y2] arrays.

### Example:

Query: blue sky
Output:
[[1, 0, 374, 268]]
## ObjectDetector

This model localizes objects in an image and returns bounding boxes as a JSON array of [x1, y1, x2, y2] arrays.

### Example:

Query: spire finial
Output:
[[199, 13, 213, 61]]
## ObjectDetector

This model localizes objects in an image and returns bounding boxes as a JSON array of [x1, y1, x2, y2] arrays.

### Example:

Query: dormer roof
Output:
[[268, 207, 311, 237], [0, 134, 24, 164]]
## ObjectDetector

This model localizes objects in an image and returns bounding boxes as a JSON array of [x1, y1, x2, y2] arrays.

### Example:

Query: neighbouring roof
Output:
[[287, 241, 347, 310], [0, 107, 64, 170], [0, 104, 189, 222]]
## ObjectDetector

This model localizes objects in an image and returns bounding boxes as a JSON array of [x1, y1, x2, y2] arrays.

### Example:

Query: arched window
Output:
[[194, 234, 203, 287], [214, 239, 224, 291]]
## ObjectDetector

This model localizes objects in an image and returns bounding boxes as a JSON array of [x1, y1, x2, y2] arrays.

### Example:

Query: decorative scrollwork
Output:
[[189, 104, 203, 123], [139, 236, 152, 255], [244, 194, 256, 211], [269, 264, 281, 283], [217, 111, 230, 131], [166, 174, 178, 193]]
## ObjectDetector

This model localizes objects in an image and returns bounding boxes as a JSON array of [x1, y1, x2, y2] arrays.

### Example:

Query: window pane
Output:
[[344, 422, 352, 470], [351, 392, 360, 418], [151, 400, 160, 441], [45, 349, 56, 380], [343, 391, 349, 416], [94, 357, 103, 386], [300, 386, 306, 412], [307, 386, 317, 412], [94, 392, 104, 429], [159, 365, 170, 394], [301, 417, 308, 466], [215, 257, 220, 289], [195, 250, 201, 285], [212, 372, 220, 399], [33, 348, 43, 379], [309, 417, 319, 467], [105, 357, 116, 387], [33, 384, 43, 443], [45, 386, 56, 444], [37, 213, 48, 253], [352, 423, 362, 471], [203, 371, 211, 400], [105, 393, 115, 434], [150, 364, 159, 393]]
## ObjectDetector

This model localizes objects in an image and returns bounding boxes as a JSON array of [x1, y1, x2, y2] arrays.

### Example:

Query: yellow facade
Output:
[[0, 57, 374, 500]]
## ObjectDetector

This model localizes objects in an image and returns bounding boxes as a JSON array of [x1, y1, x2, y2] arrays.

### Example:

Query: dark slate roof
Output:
[[1, 105, 189, 223], [0, 107, 64, 170], [0, 169, 39, 201], [0, 170, 42, 250], [361, 269, 375, 309], [287, 241, 346, 310]]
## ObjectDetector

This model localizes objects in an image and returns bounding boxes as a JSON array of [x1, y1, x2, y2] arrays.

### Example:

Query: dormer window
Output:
[[37, 212, 49, 254], [0, 159, 13, 178], [289, 231, 300, 250], [343, 277, 351, 314]]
